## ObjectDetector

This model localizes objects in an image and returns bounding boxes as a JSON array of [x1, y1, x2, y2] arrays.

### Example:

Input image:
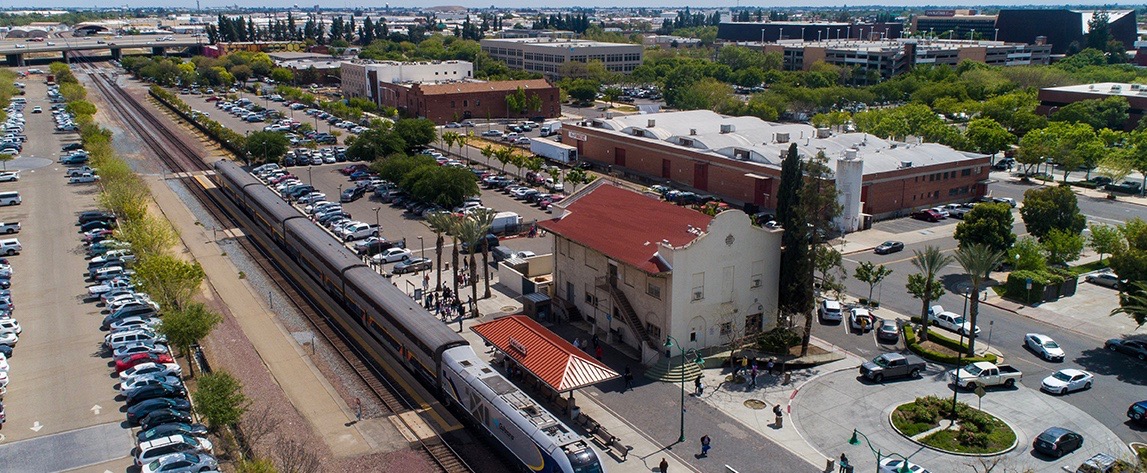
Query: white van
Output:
[[0, 192, 20, 206]]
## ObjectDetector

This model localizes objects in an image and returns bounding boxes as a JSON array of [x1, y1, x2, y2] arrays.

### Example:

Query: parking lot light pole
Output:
[[418, 236, 424, 259], [372, 207, 380, 234], [849, 429, 913, 473]]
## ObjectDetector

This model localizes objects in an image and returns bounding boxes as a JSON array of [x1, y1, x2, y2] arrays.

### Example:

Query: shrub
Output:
[[904, 322, 998, 365]]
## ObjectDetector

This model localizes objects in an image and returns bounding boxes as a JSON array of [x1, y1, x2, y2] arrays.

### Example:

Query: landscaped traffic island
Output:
[[891, 396, 1017, 455]]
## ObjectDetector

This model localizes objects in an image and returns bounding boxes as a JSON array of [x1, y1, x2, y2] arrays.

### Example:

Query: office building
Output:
[[479, 37, 643, 79], [1037, 82, 1147, 130], [756, 39, 1050, 79]]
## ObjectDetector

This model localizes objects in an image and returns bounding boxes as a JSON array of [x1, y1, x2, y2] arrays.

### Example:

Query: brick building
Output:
[[561, 110, 990, 227], [381, 79, 560, 124], [1037, 82, 1147, 130]]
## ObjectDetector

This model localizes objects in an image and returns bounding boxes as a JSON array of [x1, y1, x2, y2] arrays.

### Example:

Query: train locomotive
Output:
[[213, 160, 605, 473]]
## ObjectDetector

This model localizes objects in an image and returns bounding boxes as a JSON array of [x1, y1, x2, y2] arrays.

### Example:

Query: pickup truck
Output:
[[950, 361, 1023, 389], [66, 166, 95, 177], [859, 353, 926, 382], [0, 222, 19, 235]]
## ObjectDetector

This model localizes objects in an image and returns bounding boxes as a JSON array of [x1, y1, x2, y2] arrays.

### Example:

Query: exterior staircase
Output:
[[643, 355, 704, 382], [596, 277, 660, 350]]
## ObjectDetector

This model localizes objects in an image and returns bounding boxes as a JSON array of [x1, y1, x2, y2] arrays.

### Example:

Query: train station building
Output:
[[539, 181, 782, 365]]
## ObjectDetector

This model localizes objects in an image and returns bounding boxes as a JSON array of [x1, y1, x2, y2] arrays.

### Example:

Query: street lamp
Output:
[[848, 429, 913, 473], [418, 235, 425, 259], [371, 207, 381, 233], [664, 336, 704, 444]]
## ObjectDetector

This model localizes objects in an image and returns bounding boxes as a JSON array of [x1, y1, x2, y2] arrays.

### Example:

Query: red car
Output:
[[205, 96, 222, 102], [340, 164, 368, 175], [115, 352, 174, 374], [911, 209, 942, 222]]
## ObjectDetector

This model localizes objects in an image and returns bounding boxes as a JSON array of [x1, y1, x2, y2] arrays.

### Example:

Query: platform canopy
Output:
[[471, 315, 619, 393]]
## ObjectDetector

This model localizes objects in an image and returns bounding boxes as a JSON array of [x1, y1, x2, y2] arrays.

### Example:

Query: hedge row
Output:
[[904, 322, 998, 365], [149, 85, 247, 157]]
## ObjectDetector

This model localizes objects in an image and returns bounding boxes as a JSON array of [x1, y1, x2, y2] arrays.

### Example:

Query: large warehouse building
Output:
[[561, 110, 990, 229], [1037, 82, 1147, 130]]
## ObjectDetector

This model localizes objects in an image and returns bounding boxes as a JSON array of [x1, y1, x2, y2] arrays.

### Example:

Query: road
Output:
[[0, 34, 204, 56], [814, 173, 1147, 445]]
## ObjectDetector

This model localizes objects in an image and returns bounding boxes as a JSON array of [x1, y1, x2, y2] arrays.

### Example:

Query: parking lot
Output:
[[0, 75, 134, 471]]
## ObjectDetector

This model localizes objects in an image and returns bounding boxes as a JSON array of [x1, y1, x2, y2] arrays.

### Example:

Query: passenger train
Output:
[[213, 160, 605, 473]]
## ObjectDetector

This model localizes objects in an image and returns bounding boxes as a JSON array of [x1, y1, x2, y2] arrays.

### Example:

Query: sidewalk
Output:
[[145, 174, 400, 457]]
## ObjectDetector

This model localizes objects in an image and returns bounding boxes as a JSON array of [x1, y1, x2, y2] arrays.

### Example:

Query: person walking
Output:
[[622, 366, 633, 391], [749, 363, 758, 388], [773, 404, 784, 428], [422, 274, 430, 293], [766, 358, 776, 375], [354, 397, 362, 422], [694, 375, 704, 396], [839, 453, 850, 473], [573, 338, 582, 350], [658, 457, 669, 473], [594, 344, 603, 361], [699, 434, 711, 457]]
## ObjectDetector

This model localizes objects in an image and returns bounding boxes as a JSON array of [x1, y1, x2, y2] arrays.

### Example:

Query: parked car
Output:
[[876, 320, 900, 343], [115, 353, 175, 374], [140, 452, 218, 473], [120, 362, 182, 383], [1104, 338, 1147, 361], [126, 397, 191, 425], [927, 305, 980, 336], [138, 408, 194, 432], [1033, 427, 1084, 458], [849, 308, 875, 332], [1127, 400, 1147, 424], [951, 361, 1023, 389], [0, 172, 18, 182], [134, 434, 213, 466], [859, 353, 924, 382], [125, 383, 188, 407], [136, 422, 208, 444], [372, 247, 412, 264], [1085, 271, 1125, 290], [1104, 181, 1143, 194], [878, 457, 929, 473], [1041, 368, 1093, 395], [818, 299, 843, 323], [911, 209, 942, 222], [393, 257, 433, 274], [874, 241, 904, 255], [1025, 333, 1065, 362]]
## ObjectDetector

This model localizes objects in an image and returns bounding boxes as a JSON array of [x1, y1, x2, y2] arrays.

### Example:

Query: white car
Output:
[[69, 173, 99, 184], [0, 318, 20, 335], [0, 370, 7, 388], [372, 247, 412, 264], [927, 305, 980, 336], [120, 362, 183, 383], [121, 374, 183, 393], [1025, 333, 1065, 362], [0, 331, 16, 347], [849, 308, 875, 332], [879, 457, 930, 473], [88, 279, 134, 296], [0, 352, 7, 372], [108, 316, 160, 333], [818, 299, 843, 322], [1041, 368, 1093, 395], [0, 172, 18, 182]]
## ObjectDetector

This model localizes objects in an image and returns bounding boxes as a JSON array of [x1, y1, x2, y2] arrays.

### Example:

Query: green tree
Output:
[[269, 67, 295, 85], [1111, 281, 1147, 326], [133, 254, 206, 311], [404, 166, 480, 209], [193, 370, 249, 431], [425, 212, 453, 292], [456, 216, 483, 311], [393, 118, 437, 151], [157, 302, 222, 378], [245, 131, 289, 164], [602, 86, 622, 106], [953, 202, 1015, 252], [1109, 218, 1147, 284], [854, 261, 893, 306], [1009, 236, 1048, 272], [1088, 224, 1125, 264], [565, 79, 598, 104], [370, 153, 434, 183], [469, 208, 497, 298], [1020, 185, 1086, 241], [565, 168, 593, 194], [962, 117, 1014, 157], [814, 245, 845, 298], [1043, 228, 1085, 265], [908, 246, 953, 341], [776, 144, 808, 327], [953, 244, 1006, 355], [1095, 151, 1134, 194], [348, 128, 406, 162], [117, 214, 179, 257], [1050, 96, 1130, 131]]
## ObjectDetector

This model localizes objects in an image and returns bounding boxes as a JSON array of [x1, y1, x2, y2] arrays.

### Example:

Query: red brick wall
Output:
[[379, 84, 561, 124], [565, 123, 990, 218]]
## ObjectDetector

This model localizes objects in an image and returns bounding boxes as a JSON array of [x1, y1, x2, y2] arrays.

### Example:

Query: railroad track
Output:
[[78, 60, 473, 473]]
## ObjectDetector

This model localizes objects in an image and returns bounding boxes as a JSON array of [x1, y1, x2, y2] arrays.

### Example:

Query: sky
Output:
[[3, 1, 1134, 10]]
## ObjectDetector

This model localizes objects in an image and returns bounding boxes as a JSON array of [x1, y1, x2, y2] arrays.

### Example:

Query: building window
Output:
[[962, 169, 971, 177], [584, 285, 598, 307], [691, 272, 705, 301], [450, 101, 455, 108], [720, 322, 732, 336], [463, 100, 468, 107], [476, 100, 480, 106], [647, 282, 661, 300], [645, 323, 662, 340], [689, 331, 697, 342]]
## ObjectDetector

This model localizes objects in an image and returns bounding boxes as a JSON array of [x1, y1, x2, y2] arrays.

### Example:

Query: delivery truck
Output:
[[539, 121, 562, 136], [530, 138, 578, 164]]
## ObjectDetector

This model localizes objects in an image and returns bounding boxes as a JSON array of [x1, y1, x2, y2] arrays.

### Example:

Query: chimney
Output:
[[647, 119, 656, 128], [816, 127, 831, 138], [845, 148, 858, 160], [775, 132, 790, 143]]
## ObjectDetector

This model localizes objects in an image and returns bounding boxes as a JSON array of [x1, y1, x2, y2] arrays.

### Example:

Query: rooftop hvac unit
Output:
[[1133, 84, 1141, 91], [647, 119, 656, 127], [816, 127, 831, 138], [1112, 85, 1122, 92], [775, 132, 790, 143], [900, 161, 913, 168], [689, 128, 697, 136], [1139, 89, 1147, 96], [1089, 84, 1097, 90], [605, 112, 614, 119], [720, 124, 735, 133]]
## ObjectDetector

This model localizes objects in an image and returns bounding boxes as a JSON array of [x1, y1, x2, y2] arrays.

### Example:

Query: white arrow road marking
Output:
[[91, 405, 101, 415], [30, 421, 42, 432]]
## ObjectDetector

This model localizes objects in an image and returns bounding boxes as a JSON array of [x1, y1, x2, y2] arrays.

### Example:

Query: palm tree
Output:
[[481, 145, 495, 168], [953, 244, 1005, 355], [425, 212, 453, 292], [1111, 281, 1147, 327], [493, 147, 515, 175], [447, 214, 462, 297], [910, 246, 954, 342], [456, 217, 483, 313], [442, 131, 461, 158], [469, 209, 497, 298]]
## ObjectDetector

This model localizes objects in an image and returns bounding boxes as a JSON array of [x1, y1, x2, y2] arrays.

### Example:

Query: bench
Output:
[[607, 437, 631, 462], [553, 395, 570, 414], [590, 425, 613, 449]]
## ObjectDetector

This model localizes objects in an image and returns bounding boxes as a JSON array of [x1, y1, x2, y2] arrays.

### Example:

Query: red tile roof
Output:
[[538, 183, 713, 273], [471, 315, 617, 392]]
